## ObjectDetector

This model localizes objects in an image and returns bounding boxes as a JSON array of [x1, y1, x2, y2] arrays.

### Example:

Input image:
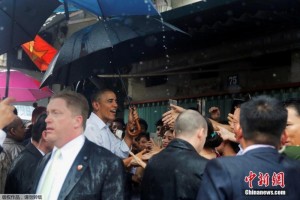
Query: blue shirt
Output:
[[84, 112, 129, 158]]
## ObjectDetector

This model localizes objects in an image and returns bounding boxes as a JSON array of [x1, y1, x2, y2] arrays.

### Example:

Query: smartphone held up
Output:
[[169, 99, 177, 110]]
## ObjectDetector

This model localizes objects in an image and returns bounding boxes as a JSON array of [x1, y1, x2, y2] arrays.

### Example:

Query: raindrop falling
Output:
[[158, 14, 171, 78], [0, 26, 4, 31]]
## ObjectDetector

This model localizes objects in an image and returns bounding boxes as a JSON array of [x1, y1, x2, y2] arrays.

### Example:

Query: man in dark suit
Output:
[[5, 113, 53, 193], [197, 95, 300, 200], [141, 110, 208, 200], [31, 90, 125, 200]]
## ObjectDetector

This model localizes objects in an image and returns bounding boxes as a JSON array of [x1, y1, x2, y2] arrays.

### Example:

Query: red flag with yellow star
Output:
[[21, 35, 57, 71]]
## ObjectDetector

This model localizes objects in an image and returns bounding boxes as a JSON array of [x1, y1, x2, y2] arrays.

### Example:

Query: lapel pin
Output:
[[77, 165, 83, 171]]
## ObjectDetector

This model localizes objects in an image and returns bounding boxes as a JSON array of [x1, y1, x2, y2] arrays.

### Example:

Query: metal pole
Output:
[[5, 0, 16, 98], [117, 68, 131, 107], [63, 0, 70, 20]]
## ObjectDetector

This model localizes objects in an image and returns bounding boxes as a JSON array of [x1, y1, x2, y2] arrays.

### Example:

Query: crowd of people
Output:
[[0, 89, 300, 200]]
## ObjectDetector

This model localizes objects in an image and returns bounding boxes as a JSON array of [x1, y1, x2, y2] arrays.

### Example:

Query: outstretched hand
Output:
[[217, 126, 237, 142], [129, 151, 147, 168], [141, 143, 162, 161], [0, 97, 16, 129], [162, 105, 186, 129], [147, 138, 161, 152]]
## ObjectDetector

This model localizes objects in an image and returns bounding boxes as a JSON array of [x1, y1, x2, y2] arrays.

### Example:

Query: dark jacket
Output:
[[5, 142, 43, 193], [31, 139, 126, 200], [141, 138, 208, 200], [0, 138, 24, 193], [197, 147, 300, 200]]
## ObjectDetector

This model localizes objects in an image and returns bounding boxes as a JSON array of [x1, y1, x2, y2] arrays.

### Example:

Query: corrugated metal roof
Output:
[[162, 0, 300, 47]]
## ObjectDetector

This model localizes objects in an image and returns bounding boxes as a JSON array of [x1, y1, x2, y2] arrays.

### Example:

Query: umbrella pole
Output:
[[5, 53, 11, 98], [63, 0, 70, 20], [5, 0, 16, 98], [96, 0, 105, 17], [117, 69, 131, 107]]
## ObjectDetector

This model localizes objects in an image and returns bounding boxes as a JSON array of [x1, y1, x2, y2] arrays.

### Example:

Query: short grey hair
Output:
[[174, 110, 207, 137]]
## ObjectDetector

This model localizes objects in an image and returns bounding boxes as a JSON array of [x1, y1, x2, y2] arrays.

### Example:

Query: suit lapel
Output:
[[58, 139, 90, 199]]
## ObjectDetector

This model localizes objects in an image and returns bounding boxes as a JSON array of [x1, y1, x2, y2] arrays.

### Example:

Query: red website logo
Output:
[[244, 171, 285, 188]]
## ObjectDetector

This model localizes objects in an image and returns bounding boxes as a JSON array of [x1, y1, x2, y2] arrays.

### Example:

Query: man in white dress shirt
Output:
[[84, 89, 134, 158]]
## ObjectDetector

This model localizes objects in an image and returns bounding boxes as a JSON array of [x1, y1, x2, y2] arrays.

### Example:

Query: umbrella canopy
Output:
[[0, 0, 60, 55], [0, 70, 53, 102], [21, 35, 58, 71], [61, 0, 159, 17], [41, 16, 189, 87]]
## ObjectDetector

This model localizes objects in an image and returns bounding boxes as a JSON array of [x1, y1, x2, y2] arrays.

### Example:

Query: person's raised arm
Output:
[[0, 97, 15, 149], [0, 97, 15, 129], [162, 104, 186, 129]]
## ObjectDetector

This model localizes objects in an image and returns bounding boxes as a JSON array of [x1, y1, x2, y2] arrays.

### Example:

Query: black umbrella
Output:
[[0, 0, 59, 54], [40, 16, 189, 87], [0, 0, 60, 97]]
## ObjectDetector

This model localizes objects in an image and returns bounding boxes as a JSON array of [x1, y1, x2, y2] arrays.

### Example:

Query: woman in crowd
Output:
[[199, 118, 223, 159], [161, 129, 175, 148], [282, 99, 300, 160]]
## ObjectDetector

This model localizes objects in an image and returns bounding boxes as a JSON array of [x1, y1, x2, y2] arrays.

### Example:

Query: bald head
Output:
[[175, 110, 207, 138]]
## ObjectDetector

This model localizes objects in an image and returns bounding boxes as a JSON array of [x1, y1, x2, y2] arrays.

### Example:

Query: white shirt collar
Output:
[[90, 112, 107, 130], [242, 144, 275, 155], [52, 134, 85, 160], [37, 147, 46, 156]]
